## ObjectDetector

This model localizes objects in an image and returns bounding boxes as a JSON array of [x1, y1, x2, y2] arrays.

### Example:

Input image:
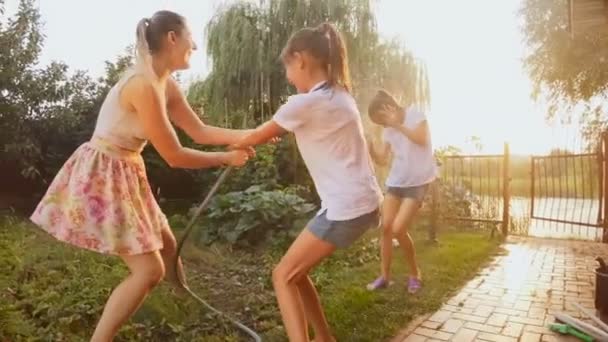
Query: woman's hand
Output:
[[221, 149, 251, 167]]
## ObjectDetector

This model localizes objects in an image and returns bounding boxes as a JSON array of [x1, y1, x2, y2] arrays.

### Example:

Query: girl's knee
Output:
[[392, 217, 413, 236], [392, 225, 408, 236], [272, 262, 305, 286], [148, 265, 166, 288], [137, 259, 166, 288], [381, 221, 393, 235], [272, 264, 288, 285]]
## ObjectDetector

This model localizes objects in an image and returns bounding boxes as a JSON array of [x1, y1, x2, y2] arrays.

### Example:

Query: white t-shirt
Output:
[[383, 105, 438, 188], [273, 82, 383, 221]]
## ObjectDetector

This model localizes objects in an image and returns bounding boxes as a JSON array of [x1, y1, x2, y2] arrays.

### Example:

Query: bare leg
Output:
[[272, 229, 336, 342], [159, 227, 187, 289], [90, 251, 165, 342], [297, 275, 334, 342], [392, 199, 423, 279], [380, 195, 402, 281]]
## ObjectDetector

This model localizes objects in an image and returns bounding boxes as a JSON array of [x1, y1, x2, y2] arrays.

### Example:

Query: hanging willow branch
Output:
[[190, 0, 431, 127]]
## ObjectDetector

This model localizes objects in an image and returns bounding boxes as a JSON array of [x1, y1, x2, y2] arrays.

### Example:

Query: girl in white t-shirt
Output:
[[231, 22, 382, 342], [366, 90, 438, 294]]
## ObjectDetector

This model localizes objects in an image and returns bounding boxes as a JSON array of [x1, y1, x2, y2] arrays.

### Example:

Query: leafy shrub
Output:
[[218, 143, 280, 193], [421, 180, 472, 218], [191, 185, 316, 246]]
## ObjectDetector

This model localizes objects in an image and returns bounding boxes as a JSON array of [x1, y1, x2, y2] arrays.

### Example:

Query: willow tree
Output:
[[188, 0, 431, 188], [189, 0, 430, 125]]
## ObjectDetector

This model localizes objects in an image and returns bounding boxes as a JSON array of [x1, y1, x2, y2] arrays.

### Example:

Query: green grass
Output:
[[318, 229, 501, 341], [1, 215, 501, 342]]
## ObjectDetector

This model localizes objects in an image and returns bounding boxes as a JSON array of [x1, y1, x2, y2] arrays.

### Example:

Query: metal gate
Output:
[[433, 143, 510, 237], [530, 153, 602, 227], [431, 133, 608, 242], [529, 133, 607, 241]]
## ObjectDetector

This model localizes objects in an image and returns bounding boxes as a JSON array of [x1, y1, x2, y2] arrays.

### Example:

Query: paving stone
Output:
[[451, 312, 486, 324], [528, 307, 547, 320], [508, 315, 545, 327], [428, 310, 452, 323], [451, 328, 477, 342], [462, 298, 483, 309], [476, 332, 518, 342], [514, 300, 532, 311], [463, 321, 501, 334], [473, 305, 495, 318], [403, 334, 427, 342], [439, 319, 463, 333], [523, 325, 552, 335], [520, 332, 542, 342], [421, 321, 442, 330], [502, 322, 524, 338], [494, 307, 527, 317], [413, 327, 452, 341], [440, 304, 459, 312], [487, 313, 508, 327]]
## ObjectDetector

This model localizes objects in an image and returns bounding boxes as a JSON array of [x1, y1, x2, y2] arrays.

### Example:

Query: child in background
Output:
[[366, 89, 438, 294]]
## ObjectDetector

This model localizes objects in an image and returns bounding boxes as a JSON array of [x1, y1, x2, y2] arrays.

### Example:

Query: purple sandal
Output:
[[408, 277, 422, 294], [366, 276, 393, 291]]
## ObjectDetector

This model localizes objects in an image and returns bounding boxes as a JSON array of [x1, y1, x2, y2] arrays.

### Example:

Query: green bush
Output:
[[421, 180, 474, 220], [218, 144, 280, 193], [192, 185, 316, 246]]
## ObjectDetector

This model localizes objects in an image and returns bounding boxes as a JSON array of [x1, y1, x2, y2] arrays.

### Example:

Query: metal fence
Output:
[[433, 143, 510, 237], [431, 134, 608, 242]]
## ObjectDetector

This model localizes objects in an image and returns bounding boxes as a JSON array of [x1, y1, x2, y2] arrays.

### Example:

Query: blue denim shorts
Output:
[[386, 184, 430, 202], [307, 209, 380, 249]]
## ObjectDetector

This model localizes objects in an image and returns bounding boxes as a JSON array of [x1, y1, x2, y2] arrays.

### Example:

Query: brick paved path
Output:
[[392, 237, 608, 342]]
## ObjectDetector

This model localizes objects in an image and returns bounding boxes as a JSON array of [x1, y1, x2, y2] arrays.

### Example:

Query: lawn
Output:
[[1, 215, 501, 341]]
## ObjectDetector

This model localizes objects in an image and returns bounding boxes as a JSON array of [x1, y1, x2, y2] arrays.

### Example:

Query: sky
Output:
[[5, 0, 583, 155]]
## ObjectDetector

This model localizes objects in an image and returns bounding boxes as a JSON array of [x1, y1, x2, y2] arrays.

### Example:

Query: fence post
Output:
[[530, 157, 535, 218], [502, 142, 511, 237], [429, 179, 439, 243], [603, 132, 608, 243]]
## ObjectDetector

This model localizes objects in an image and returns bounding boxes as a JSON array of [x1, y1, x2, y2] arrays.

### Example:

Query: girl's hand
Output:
[[221, 150, 251, 167], [228, 142, 247, 151], [243, 146, 256, 158], [227, 145, 256, 157], [230, 121, 285, 150], [379, 105, 402, 128]]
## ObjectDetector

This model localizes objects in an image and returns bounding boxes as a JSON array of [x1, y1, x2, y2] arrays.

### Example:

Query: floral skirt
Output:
[[30, 137, 167, 255]]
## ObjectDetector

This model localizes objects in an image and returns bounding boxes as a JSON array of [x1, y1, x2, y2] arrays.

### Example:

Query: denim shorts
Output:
[[307, 209, 380, 249], [386, 184, 430, 202]]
